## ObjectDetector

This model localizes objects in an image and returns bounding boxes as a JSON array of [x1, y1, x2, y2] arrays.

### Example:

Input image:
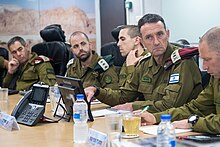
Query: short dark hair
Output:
[[138, 13, 167, 31], [120, 25, 141, 38], [7, 36, 26, 49], [69, 31, 89, 42]]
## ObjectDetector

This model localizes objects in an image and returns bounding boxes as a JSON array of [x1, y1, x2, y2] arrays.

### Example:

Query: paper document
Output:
[[91, 99, 102, 105], [140, 125, 191, 135], [92, 108, 130, 117]]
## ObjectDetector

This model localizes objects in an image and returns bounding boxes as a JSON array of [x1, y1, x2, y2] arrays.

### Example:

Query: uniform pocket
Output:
[[155, 84, 167, 95], [138, 83, 153, 94], [164, 84, 181, 93], [164, 84, 181, 99]]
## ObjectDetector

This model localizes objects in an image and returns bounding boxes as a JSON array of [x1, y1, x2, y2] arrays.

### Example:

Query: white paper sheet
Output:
[[91, 99, 102, 105], [92, 108, 130, 117], [140, 125, 191, 135]]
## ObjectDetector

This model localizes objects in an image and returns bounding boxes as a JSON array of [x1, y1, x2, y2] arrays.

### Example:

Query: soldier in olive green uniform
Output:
[[140, 27, 220, 134], [116, 25, 149, 87], [66, 31, 118, 89], [3, 36, 56, 91], [85, 14, 203, 112], [118, 50, 149, 87]]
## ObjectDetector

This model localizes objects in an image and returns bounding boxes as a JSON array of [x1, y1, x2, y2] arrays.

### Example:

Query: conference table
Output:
[[0, 94, 214, 147]]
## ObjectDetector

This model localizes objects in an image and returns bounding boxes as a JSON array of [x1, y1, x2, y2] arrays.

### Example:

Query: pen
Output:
[[140, 106, 150, 114]]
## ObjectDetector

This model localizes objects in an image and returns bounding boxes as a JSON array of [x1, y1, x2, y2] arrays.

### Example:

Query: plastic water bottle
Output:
[[53, 84, 63, 115], [73, 94, 88, 143], [157, 114, 176, 147]]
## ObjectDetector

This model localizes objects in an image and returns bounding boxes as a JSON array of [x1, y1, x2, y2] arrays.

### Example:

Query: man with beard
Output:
[[3, 36, 56, 91], [66, 31, 119, 89]]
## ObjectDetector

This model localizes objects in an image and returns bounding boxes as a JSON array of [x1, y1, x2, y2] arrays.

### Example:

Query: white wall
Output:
[[126, 0, 161, 24], [126, 0, 220, 44], [161, 0, 220, 43]]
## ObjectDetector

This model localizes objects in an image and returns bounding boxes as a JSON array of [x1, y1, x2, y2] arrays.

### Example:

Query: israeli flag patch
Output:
[[169, 73, 180, 83]]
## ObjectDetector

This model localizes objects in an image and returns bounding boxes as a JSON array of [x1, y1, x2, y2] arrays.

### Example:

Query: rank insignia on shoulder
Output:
[[33, 55, 50, 64], [66, 58, 74, 68], [98, 59, 109, 71], [139, 52, 151, 62], [169, 73, 180, 83], [171, 50, 181, 63]]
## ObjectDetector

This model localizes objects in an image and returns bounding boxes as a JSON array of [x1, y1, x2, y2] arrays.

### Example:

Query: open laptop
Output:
[[56, 75, 94, 122]]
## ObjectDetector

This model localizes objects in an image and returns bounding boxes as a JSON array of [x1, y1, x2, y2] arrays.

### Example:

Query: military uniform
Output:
[[154, 76, 220, 134], [118, 50, 149, 87], [0, 56, 5, 68], [66, 53, 119, 89], [96, 44, 203, 112], [3, 53, 56, 91]]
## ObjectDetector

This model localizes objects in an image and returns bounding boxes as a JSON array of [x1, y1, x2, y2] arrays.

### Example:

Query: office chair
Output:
[[101, 42, 125, 74], [0, 47, 9, 87], [101, 42, 125, 67], [111, 25, 124, 42], [40, 24, 66, 42], [171, 39, 191, 48], [101, 25, 126, 74], [33, 24, 74, 75], [32, 41, 71, 76]]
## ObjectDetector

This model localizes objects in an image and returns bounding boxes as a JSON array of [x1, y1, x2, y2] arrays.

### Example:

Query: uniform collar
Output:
[[26, 53, 38, 66], [88, 53, 100, 69], [141, 49, 149, 56], [72, 52, 99, 69], [148, 43, 174, 68]]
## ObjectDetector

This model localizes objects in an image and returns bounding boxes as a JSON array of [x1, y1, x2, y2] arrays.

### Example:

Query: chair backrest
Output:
[[31, 41, 71, 76], [0, 47, 9, 86], [40, 24, 66, 42], [101, 42, 126, 67]]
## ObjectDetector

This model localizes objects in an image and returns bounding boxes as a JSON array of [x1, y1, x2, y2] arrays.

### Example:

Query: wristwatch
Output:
[[188, 114, 199, 128]]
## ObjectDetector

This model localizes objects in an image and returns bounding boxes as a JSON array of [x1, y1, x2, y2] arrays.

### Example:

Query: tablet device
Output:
[[56, 75, 94, 122]]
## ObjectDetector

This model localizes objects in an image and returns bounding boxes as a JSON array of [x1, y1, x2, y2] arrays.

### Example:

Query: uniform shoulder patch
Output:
[[98, 59, 109, 71], [104, 75, 112, 84], [139, 52, 151, 63], [169, 73, 180, 83], [66, 58, 74, 68], [33, 55, 50, 64], [171, 50, 181, 63]]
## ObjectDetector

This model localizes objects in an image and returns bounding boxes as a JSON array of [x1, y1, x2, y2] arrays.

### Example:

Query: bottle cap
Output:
[[160, 114, 171, 120], [76, 94, 84, 99]]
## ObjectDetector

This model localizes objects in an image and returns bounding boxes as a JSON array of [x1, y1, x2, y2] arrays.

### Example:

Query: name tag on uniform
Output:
[[169, 73, 180, 83]]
